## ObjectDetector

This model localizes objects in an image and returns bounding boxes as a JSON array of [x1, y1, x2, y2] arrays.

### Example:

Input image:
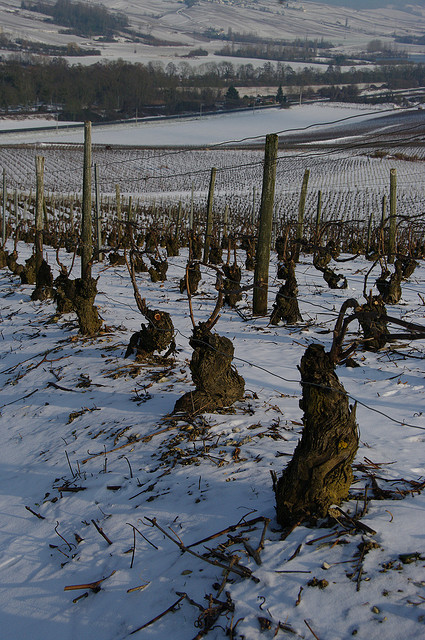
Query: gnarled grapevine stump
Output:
[[356, 296, 389, 351], [270, 260, 302, 325], [174, 325, 245, 415], [275, 344, 358, 526], [125, 308, 175, 360]]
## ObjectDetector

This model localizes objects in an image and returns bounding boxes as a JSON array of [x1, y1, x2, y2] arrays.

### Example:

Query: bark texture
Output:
[[73, 277, 102, 336], [270, 260, 302, 325], [125, 308, 175, 360], [223, 263, 242, 307], [356, 296, 389, 351], [275, 344, 358, 526], [179, 261, 201, 295], [174, 326, 245, 415], [31, 259, 54, 301]]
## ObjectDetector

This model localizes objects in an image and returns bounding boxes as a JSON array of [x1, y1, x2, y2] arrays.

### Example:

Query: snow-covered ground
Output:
[[0, 0, 424, 66], [0, 116, 76, 131], [0, 103, 394, 146], [0, 240, 424, 639]]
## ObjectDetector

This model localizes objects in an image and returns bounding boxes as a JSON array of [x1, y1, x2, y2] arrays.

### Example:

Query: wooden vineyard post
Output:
[[116, 184, 122, 244], [1, 168, 6, 246], [381, 194, 387, 226], [203, 167, 217, 263], [388, 168, 397, 263], [315, 189, 322, 246], [175, 200, 182, 240], [69, 120, 101, 336], [252, 186, 256, 227], [189, 181, 194, 230], [69, 196, 74, 233], [294, 168, 310, 263], [366, 210, 373, 256], [223, 203, 229, 240], [35, 156, 45, 266], [94, 163, 103, 261], [14, 190, 19, 226], [81, 121, 92, 281], [253, 133, 279, 316]]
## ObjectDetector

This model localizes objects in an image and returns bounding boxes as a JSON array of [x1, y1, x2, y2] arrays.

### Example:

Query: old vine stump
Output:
[[356, 296, 389, 351], [223, 263, 242, 307], [174, 325, 245, 415], [148, 256, 168, 282], [54, 272, 75, 314], [73, 277, 102, 336], [275, 344, 358, 525], [31, 259, 54, 301], [376, 262, 402, 304], [125, 308, 175, 360], [270, 260, 302, 325], [179, 261, 201, 295]]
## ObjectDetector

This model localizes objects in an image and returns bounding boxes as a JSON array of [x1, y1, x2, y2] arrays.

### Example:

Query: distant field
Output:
[[0, 105, 423, 227], [0, 0, 424, 66]]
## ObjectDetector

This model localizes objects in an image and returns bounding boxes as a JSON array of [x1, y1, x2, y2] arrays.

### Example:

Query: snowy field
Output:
[[0, 103, 392, 146], [0, 0, 424, 64], [0, 241, 424, 639], [1, 104, 424, 227]]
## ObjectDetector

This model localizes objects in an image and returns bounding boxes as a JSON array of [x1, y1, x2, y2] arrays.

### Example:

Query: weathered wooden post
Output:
[[252, 185, 256, 227], [175, 200, 182, 240], [381, 194, 387, 226], [66, 120, 102, 335], [315, 189, 322, 245], [69, 196, 74, 234], [203, 167, 217, 263], [30, 155, 55, 300], [189, 181, 194, 230], [14, 190, 19, 226], [223, 203, 229, 239], [1, 168, 6, 246], [253, 133, 279, 316], [116, 183, 122, 244], [35, 156, 45, 266], [366, 210, 374, 256], [81, 121, 92, 280], [94, 163, 103, 261], [294, 168, 310, 263], [388, 168, 397, 263]]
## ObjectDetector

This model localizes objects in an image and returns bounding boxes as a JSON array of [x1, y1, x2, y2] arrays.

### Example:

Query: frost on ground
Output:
[[0, 242, 424, 639]]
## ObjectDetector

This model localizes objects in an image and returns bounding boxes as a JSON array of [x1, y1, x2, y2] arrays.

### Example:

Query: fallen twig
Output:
[[186, 516, 265, 549], [47, 381, 77, 392], [64, 570, 116, 593], [144, 517, 257, 581], [129, 592, 186, 635], [304, 619, 321, 640], [0, 388, 39, 409], [91, 519, 113, 545], [82, 425, 177, 464], [332, 506, 376, 536], [127, 583, 150, 593], [25, 505, 45, 520]]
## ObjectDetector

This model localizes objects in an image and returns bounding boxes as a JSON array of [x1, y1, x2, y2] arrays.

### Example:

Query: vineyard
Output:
[[1, 141, 425, 239], [0, 117, 425, 639]]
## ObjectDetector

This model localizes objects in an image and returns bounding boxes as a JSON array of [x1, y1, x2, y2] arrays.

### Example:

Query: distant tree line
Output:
[[307, 0, 412, 8], [395, 34, 425, 46], [203, 28, 332, 50], [216, 42, 322, 63], [21, 0, 128, 37], [1, 57, 424, 120], [0, 31, 100, 56]]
